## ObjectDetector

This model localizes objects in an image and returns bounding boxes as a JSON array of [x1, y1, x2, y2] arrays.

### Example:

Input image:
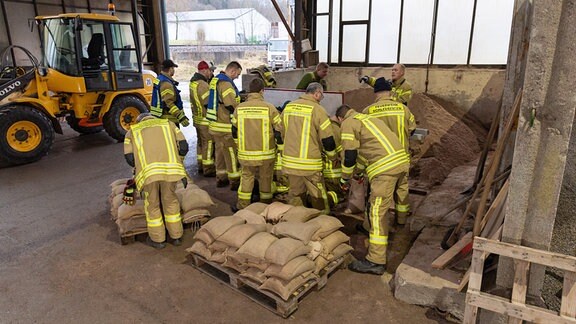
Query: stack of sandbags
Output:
[[187, 202, 353, 301]]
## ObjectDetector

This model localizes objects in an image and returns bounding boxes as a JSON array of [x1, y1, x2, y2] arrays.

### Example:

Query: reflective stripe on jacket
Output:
[[363, 97, 416, 153], [189, 72, 210, 126], [150, 73, 183, 122], [207, 73, 240, 133]]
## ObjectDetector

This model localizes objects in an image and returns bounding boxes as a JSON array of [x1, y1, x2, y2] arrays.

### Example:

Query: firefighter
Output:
[[281, 82, 337, 213], [362, 77, 416, 225], [123, 113, 188, 249], [206, 61, 242, 190], [336, 105, 410, 274], [190, 60, 217, 177], [232, 78, 283, 210], [150, 59, 190, 127], [296, 62, 329, 91], [360, 63, 413, 105]]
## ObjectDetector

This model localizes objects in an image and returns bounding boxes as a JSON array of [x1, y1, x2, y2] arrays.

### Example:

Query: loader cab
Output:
[[38, 14, 143, 92]]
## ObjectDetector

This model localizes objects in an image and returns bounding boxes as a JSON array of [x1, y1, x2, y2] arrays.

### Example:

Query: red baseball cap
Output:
[[198, 61, 216, 71]]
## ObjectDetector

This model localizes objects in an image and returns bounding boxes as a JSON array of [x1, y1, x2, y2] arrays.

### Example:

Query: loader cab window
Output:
[[79, 22, 109, 71], [42, 19, 79, 76], [110, 23, 139, 72]]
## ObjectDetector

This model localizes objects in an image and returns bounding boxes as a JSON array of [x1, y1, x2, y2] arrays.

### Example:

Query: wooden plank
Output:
[[463, 294, 479, 324], [508, 259, 530, 324], [473, 92, 522, 237], [479, 179, 509, 234], [467, 248, 487, 293], [467, 292, 576, 324], [458, 227, 503, 292], [561, 271, 576, 318], [432, 232, 474, 269], [473, 237, 576, 273]]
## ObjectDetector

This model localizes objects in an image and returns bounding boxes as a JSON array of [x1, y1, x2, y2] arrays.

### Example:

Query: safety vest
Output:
[[150, 73, 183, 118], [189, 73, 210, 126], [125, 118, 187, 190]]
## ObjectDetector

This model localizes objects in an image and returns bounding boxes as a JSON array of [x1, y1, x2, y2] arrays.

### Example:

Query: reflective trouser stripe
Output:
[[396, 204, 410, 213], [369, 197, 388, 246], [164, 213, 182, 223], [228, 147, 240, 179]]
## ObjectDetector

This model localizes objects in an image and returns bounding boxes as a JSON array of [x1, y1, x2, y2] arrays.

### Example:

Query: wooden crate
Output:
[[464, 237, 576, 324], [190, 253, 346, 318]]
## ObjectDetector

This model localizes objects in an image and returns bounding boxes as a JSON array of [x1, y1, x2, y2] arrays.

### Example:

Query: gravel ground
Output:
[[542, 123, 576, 310]]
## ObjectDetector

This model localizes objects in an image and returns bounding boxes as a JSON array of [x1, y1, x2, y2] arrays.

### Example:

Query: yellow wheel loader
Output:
[[0, 13, 155, 166]]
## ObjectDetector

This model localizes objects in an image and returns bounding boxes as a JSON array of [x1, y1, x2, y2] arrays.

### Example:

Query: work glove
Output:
[[359, 75, 370, 84], [176, 110, 190, 127], [182, 177, 188, 189], [340, 178, 351, 193], [123, 179, 136, 206]]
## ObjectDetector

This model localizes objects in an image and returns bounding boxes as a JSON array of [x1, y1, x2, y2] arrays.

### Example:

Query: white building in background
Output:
[[167, 8, 271, 44]]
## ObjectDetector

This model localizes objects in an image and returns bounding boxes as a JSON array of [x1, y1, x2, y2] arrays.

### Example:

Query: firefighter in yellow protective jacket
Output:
[[363, 77, 416, 225], [206, 61, 242, 190], [281, 82, 337, 213], [360, 63, 413, 106], [123, 113, 188, 249], [190, 60, 216, 176], [336, 105, 410, 274], [150, 59, 190, 127], [232, 78, 283, 209]]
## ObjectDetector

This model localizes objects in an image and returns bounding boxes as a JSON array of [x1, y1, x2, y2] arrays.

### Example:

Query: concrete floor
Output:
[[0, 123, 446, 323]]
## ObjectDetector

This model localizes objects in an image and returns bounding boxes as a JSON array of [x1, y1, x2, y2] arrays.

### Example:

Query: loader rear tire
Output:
[[66, 115, 103, 134], [103, 96, 148, 141], [0, 106, 55, 166]]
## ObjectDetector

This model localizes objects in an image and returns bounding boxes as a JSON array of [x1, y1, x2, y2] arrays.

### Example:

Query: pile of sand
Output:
[[409, 93, 486, 186]]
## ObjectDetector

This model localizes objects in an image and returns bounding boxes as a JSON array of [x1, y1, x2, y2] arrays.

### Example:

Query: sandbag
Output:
[[117, 200, 145, 220], [223, 248, 247, 272], [187, 241, 211, 260], [178, 188, 215, 212], [236, 232, 278, 261], [111, 184, 125, 197], [307, 215, 344, 240], [208, 250, 226, 263], [240, 267, 267, 284], [217, 224, 267, 248], [208, 241, 229, 253], [281, 206, 321, 223], [116, 215, 147, 235], [193, 227, 215, 245], [234, 209, 266, 224], [314, 256, 330, 274], [259, 272, 316, 301], [265, 238, 311, 266], [307, 241, 322, 260], [346, 179, 367, 214], [261, 202, 293, 223], [202, 216, 245, 240], [245, 260, 270, 272], [244, 202, 269, 215], [330, 243, 354, 260], [182, 209, 210, 223], [320, 231, 350, 256], [271, 222, 321, 244], [111, 194, 124, 220], [264, 256, 315, 282]]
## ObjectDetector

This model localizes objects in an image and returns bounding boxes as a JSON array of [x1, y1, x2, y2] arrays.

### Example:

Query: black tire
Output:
[[440, 225, 457, 250], [0, 106, 55, 166], [103, 95, 148, 141], [65, 115, 103, 134]]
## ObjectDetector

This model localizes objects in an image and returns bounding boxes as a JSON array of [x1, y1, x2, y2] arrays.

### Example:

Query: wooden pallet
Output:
[[464, 237, 576, 324], [119, 218, 207, 245], [190, 254, 346, 318]]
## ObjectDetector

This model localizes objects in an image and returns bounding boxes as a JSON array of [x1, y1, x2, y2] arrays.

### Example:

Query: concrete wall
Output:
[[270, 67, 505, 127]]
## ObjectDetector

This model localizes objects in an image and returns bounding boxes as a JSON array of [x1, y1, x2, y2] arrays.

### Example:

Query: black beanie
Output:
[[374, 77, 392, 93]]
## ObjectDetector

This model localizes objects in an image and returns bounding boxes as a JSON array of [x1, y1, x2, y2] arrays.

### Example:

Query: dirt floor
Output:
[[0, 117, 450, 323]]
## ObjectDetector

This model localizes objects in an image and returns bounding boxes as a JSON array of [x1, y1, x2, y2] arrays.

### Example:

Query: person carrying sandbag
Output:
[[123, 113, 189, 249]]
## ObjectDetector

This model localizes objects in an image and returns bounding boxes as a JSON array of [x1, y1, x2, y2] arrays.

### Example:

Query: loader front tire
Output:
[[0, 106, 55, 166], [103, 96, 148, 141]]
